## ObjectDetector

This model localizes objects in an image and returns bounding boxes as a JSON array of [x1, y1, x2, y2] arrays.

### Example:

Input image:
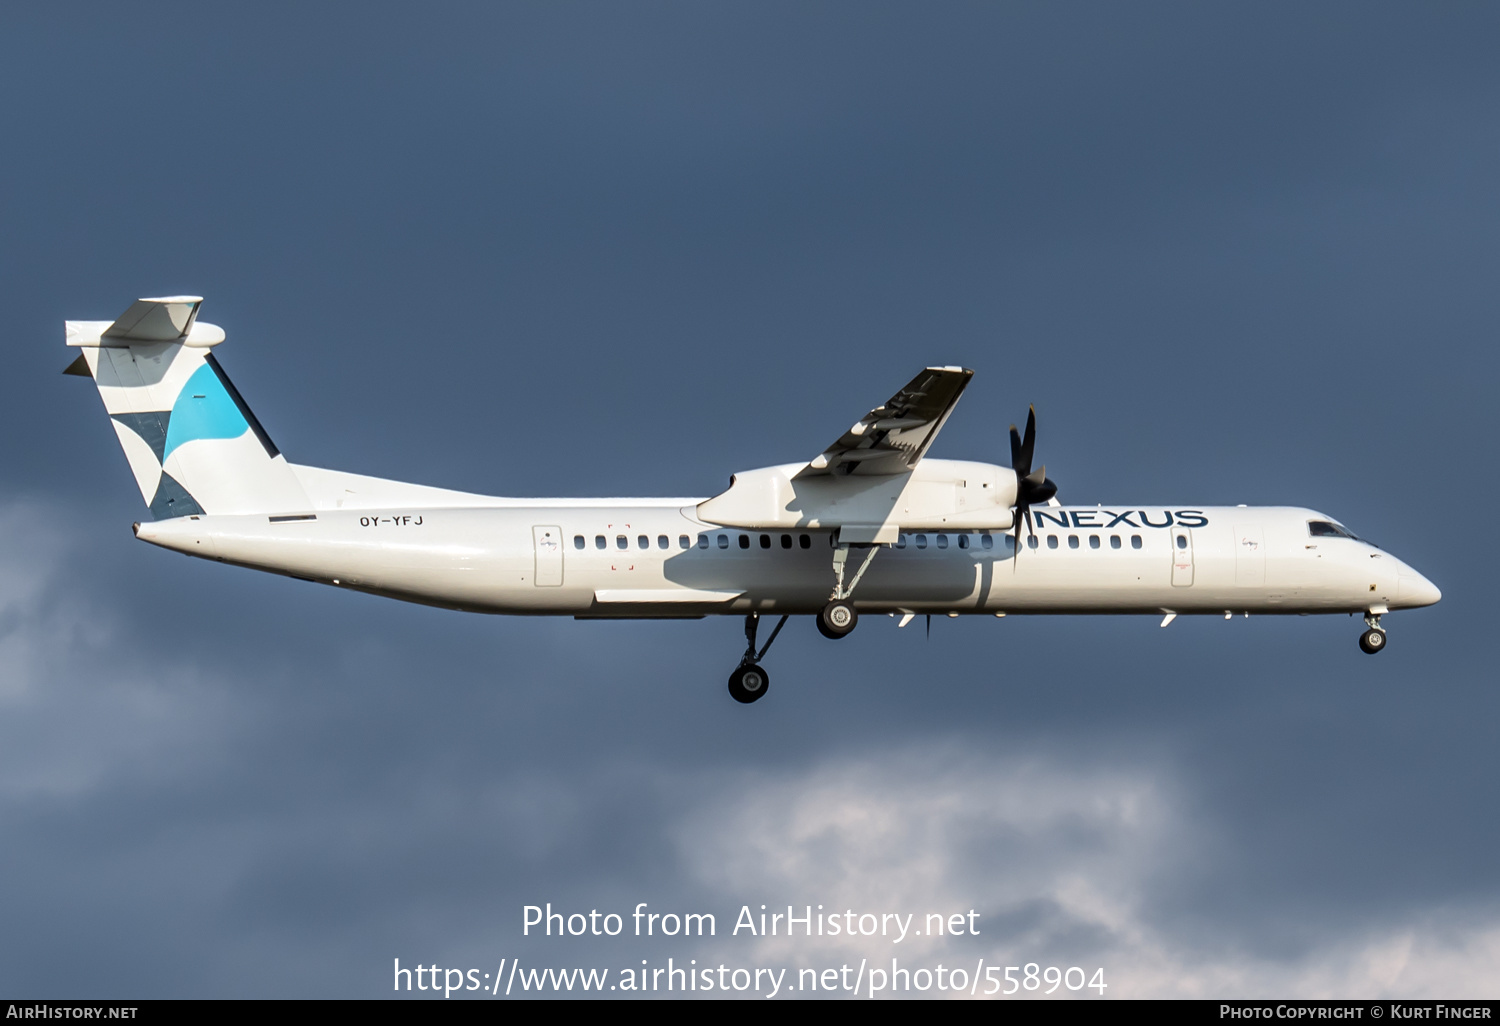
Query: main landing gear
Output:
[[1359, 611, 1387, 655], [817, 542, 878, 640], [818, 599, 858, 639], [726, 541, 879, 703], [728, 611, 789, 704]]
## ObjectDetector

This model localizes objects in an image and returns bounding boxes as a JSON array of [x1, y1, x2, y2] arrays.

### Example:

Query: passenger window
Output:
[[658, 535, 669, 549], [717, 534, 729, 549], [760, 534, 771, 549], [698, 534, 709, 549], [781, 534, 792, 549], [596, 535, 607, 550], [1089, 535, 1100, 549], [617, 535, 628, 550], [638, 535, 649, 550], [915, 535, 928, 549], [739, 535, 750, 549], [799, 534, 810, 549], [1110, 535, 1121, 550], [1176, 534, 1188, 549], [936, 535, 948, 549], [958, 535, 969, 550], [1027, 535, 1039, 549], [1131, 535, 1142, 549], [896, 534, 907, 549], [981, 534, 993, 550], [1068, 535, 1079, 549], [1004, 535, 1016, 550], [573, 535, 585, 550], [1047, 535, 1059, 549], [679, 535, 690, 549]]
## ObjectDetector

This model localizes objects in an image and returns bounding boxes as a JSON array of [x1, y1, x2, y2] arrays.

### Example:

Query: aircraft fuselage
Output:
[[135, 499, 1440, 619]]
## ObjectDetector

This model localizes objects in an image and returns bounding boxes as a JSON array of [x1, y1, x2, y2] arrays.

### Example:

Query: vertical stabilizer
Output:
[[66, 297, 310, 517]]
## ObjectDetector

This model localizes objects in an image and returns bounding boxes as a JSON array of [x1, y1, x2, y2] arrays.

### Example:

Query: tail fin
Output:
[[66, 297, 310, 518]]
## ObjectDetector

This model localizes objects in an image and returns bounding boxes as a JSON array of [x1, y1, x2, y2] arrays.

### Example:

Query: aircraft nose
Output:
[[1398, 571, 1442, 608]]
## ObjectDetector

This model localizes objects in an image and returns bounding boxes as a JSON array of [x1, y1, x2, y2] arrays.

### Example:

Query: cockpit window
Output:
[[1308, 521, 1359, 540]]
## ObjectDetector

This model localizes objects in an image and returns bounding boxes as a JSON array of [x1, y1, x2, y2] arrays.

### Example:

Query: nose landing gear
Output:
[[1359, 611, 1387, 655], [728, 663, 769, 703], [728, 612, 789, 704]]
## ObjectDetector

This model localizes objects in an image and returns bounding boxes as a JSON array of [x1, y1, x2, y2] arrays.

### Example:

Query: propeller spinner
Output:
[[1009, 405, 1058, 555]]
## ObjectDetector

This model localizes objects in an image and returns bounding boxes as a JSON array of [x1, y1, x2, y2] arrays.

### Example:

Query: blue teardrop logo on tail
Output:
[[163, 362, 250, 461]]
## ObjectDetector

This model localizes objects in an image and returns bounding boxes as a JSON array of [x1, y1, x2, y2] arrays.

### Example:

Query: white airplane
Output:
[[66, 297, 1441, 704]]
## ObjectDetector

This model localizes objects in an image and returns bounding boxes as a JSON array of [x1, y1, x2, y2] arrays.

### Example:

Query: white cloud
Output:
[[676, 748, 1500, 998], [0, 502, 235, 800]]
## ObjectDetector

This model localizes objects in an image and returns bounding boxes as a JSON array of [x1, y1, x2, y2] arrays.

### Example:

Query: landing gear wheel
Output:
[[728, 663, 770, 703], [1359, 628, 1387, 655], [817, 600, 858, 639]]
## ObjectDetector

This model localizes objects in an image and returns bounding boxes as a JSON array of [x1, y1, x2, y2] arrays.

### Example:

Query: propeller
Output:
[[1009, 405, 1058, 558]]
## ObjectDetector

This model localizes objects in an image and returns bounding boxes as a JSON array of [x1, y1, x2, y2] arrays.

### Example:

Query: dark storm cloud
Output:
[[0, 1, 1496, 997]]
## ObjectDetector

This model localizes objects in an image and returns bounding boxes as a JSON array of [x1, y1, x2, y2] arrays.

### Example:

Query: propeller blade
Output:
[[1008, 406, 1051, 570], [1020, 406, 1037, 474]]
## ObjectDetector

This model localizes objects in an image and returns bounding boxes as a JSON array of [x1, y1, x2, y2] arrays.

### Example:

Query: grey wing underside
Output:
[[796, 366, 974, 478]]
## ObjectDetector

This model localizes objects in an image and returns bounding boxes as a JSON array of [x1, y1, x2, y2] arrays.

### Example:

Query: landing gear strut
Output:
[[819, 542, 878, 640], [1359, 611, 1387, 655], [728, 612, 788, 704]]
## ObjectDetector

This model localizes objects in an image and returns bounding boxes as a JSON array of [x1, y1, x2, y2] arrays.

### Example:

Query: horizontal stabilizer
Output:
[[68, 296, 225, 348], [104, 296, 202, 341]]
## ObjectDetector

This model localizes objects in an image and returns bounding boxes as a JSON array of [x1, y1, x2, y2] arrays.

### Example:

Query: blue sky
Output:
[[1, 2, 1496, 997]]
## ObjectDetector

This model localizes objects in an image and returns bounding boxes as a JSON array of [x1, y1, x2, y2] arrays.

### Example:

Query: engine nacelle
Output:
[[696, 458, 1017, 543]]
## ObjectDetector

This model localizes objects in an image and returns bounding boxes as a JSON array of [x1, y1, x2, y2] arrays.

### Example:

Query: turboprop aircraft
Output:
[[66, 297, 1441, 704]]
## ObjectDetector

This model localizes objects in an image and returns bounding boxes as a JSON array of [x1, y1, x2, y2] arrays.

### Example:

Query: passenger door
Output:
[[1171, 528, 1194, 587], [532, 525, 563, 587]]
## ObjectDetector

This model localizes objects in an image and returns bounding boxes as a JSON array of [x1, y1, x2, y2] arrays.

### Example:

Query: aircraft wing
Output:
[[796, 366, 973, 477]]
